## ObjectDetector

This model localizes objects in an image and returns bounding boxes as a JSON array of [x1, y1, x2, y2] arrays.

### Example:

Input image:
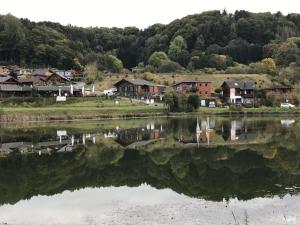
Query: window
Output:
[[199, 83, 202, 86], [205, 91, 208, 94], [199, 91, 202, 95], [205, 83, 208, 86]]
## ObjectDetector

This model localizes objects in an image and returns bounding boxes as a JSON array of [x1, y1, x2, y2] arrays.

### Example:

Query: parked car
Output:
[[280, 103, 295, 108], [208, 101, 216, 108]]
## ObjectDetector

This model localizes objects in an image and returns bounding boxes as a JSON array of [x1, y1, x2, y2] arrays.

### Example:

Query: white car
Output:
[[280, 103, 295, 108], [208, 101, 216, 108]]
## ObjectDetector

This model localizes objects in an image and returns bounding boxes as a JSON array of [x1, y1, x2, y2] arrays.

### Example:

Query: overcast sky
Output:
[[0, 0, 300, 29]]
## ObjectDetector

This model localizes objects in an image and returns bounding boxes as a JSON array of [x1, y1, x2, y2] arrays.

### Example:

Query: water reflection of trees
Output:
[[0, 141, 300, 205], [0, 118, 300, 205]]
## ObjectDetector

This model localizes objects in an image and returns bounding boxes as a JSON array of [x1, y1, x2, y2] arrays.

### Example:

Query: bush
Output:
[[142, 72, 154, 81], [292, 95, 299, 106], [187, 94, 199, 111], [164, 93, 179, 112], [165, 93, 199, 112], [203, 67, 217, 74], [229, 105, 243, 111], [158, 60, 183, 73], [262, 95, 281, 107], [225, 64, 250, 74], [148, 51, 169, 68]]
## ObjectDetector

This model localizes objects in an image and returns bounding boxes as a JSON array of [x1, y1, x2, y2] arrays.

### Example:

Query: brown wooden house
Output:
[[263, 85, 293, 96], [172, 81, 212, 97], [0, 84, 32, 98], [114, 78, 165, 99], [0, 76, 19, 84], [45, 73, 70, 85]]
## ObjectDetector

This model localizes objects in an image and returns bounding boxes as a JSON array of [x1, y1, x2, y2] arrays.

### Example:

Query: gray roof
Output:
[[46, 73, 70, 81], [222, 80, 255, 90], [36, 86, 80, 92], [0, 84, 32, 92], [0, 84, 82, 92], [18, 79, 34, 84], [32, 68, 50, 76], [0, 76, 18, 83], [115, 78, 165, 87]]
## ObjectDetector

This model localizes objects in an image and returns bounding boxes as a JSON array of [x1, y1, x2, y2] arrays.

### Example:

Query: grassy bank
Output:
[[0, 102, 166, 122], [1, 101, 300, 122]]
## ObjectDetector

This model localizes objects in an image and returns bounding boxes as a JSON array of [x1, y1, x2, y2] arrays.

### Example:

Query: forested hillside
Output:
[[0, 10, 300, 83]]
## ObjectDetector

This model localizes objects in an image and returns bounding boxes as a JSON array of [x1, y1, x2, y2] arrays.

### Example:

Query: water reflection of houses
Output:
[[220, 120, 257, 142], [175, 118, 264, 146], [0, 130, 101, 157], [104, 123, 164, 149], [178, 117, 215, 146]]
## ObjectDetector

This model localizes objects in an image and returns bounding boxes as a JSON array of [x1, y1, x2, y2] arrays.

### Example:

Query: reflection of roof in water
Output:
[[0, 140, 72, 149], [125, 140, 157, 149]]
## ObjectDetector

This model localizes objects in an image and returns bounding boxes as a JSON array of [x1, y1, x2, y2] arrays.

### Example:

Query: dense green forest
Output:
[[0, 10, 300, 82]]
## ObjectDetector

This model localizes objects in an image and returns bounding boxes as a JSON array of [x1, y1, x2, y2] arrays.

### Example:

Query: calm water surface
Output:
[[0, 116, 299, 225]]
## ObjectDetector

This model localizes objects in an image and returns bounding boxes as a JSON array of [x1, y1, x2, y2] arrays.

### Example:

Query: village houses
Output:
[[0, 64, 296, 106], [0, 67, 83, 98]]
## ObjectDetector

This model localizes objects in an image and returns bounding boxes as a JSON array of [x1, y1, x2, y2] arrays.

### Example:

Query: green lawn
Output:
[[0, 99, 166, 122], [1, 97, 300, 123]]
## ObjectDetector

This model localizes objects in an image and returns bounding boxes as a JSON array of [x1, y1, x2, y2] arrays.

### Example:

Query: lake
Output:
[[0, 116, 299, 225]]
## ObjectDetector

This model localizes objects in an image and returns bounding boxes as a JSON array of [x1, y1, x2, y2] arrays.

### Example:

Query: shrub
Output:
[[187, 94, 199, 111], [292, 95, 299, 106], [157, 60, 183, 73], [142, 72, 154, 81]]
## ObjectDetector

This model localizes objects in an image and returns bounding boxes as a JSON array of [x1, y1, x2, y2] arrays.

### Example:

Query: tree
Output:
[[261, 58, 276, 74], [0, 10, 300, 71], [187, 94, 200, 111], [207, 54, 233, 70], [0, 14, 26, 63], [103, 54, 123, 73], [158, 60, 183, 73], [84, 63, 103, 84], [275, 39, 300, 66], [168, 35, 190, 67], [148, 51, 169, 68], [187, 54, 209, 70]]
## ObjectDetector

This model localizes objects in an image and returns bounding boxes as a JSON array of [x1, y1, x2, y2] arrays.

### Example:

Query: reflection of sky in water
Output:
[[0, 185, 299, 225]]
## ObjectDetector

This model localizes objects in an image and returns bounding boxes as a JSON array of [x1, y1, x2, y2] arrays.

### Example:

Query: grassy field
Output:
[[96, 72, 277, 91], [0, 98, 166, 122], [1, 96, 300, 123]]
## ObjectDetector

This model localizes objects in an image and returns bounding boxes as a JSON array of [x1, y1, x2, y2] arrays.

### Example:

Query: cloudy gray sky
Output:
[[0, 0, 299, 28]]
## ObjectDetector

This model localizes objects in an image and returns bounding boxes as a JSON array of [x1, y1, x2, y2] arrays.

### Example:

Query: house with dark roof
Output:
[[172, 81, 212, 97], [221, 80, 255, 104], [32, 68, 54, 77], [263, 85, 293, 97], [0, 76, 19, 85], [114, 78, 165, 99], [45, 73, 70, 85], [0, 84, 32, 98], [13, 68, 33, 78]]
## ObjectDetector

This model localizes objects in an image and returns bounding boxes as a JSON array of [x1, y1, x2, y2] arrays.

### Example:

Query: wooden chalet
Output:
[[172, 81, 212, 97], [114, 78, 165, 99], [221, 80, 255, 104]]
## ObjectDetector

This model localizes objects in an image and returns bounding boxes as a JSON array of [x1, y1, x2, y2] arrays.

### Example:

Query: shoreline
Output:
[[1, 107, 300, 123]]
